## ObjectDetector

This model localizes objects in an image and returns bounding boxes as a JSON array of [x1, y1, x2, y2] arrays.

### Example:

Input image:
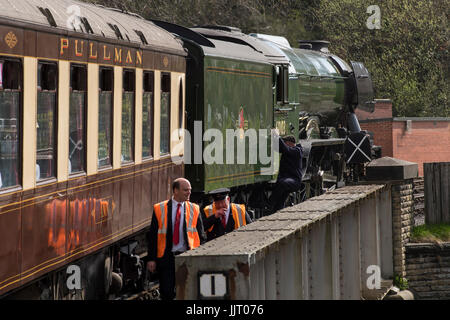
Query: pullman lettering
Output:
[[59, 37, 142, 66]]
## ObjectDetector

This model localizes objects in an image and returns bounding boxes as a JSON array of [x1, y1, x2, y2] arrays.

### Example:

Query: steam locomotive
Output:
[[152, 21, 376, 216], [0, 0, 374, 300]]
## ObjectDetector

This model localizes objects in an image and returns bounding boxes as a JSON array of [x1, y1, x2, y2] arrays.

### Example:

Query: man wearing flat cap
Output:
[[202, 188, 252, 241]]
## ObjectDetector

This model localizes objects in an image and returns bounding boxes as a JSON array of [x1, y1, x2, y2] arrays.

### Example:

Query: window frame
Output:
[[36, 60, 58, 185], [142, 70, 154, 161], [160, 72, 171, 156], [121, 68, 135, 165], [0, 57, 23, 192], [68, 63, 88, 177], [276, 65, 289, 105], [98, 66, 114, 170]]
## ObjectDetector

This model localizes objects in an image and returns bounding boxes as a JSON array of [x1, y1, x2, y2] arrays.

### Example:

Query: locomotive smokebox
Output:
[[298, 40, 330, 53]]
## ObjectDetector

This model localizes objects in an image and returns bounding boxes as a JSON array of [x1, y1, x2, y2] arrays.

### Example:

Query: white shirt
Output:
[[224, 205, 231, 226], [171, 198, 187, 253]]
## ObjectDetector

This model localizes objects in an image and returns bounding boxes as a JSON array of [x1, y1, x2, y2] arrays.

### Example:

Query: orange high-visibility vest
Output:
[[203, 203, 247, 233], [153, 200, 201, 258]]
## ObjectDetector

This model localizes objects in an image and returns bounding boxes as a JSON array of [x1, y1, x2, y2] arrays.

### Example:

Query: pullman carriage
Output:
[[0, 0, 186, 299]]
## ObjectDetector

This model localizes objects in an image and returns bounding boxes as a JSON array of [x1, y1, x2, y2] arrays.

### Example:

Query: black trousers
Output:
[[156, 253, 176, 300], [269, 178, 302, 214]]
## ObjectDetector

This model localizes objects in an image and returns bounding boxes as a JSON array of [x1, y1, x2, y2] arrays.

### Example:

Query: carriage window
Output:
[[69, 64, 87, 175], [98, 67, 113, 168], [160, 73, 171, 155], [37, 61, 57, 182], [122, 69, 135, 163], [142, 71, 154, 159], [0, 58, 22, 189]]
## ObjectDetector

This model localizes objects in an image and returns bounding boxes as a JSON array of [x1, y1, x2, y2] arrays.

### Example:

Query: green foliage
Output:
[[82, 0, 449, 117], [411, 223, 450, 243], [302, 0, 449, 117], [394, 275, 409, 290]]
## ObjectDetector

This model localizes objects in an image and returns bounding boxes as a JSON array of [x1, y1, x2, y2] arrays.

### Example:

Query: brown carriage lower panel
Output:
[[175, 160, 184, 181], [66, 175, 97, 258], [87, 170, 115, 249], [0, 161, 182, 296], [113, 165, 135, 240], [132, 160, 184, 234], [65, 170, 117, 264], [132, 162, 152, 233], [157, 156, 173, 204], [0, 192, 22, 296], [20, 182, 67, 290], [151, 159, 161, 211]]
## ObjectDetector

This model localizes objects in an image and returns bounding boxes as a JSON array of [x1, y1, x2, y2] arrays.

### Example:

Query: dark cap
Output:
[[208, 188, 230, 201], [282, 135, 296, 144]]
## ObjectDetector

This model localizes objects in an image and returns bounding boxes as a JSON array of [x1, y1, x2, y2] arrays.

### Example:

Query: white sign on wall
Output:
[[198, 273, 228, 299]]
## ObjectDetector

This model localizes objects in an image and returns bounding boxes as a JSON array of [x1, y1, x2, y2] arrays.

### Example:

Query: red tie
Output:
[[173, 203, 182, 245], [222, 214, 227, 229]]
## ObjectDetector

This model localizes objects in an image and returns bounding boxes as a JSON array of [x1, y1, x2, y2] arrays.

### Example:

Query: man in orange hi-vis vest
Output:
[[202, 188, 252, 241], [146, 178, 205, 300]]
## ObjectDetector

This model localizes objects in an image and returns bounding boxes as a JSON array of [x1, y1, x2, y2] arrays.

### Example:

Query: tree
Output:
[[301, 0, 449, 117], [82, 0, 449, 117]]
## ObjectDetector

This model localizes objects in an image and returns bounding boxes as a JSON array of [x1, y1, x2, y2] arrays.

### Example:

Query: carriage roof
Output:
[[0, 0, 185, 55]]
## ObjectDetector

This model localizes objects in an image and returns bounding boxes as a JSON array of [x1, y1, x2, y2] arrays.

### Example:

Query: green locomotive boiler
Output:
[[154, 22, 375, 217]]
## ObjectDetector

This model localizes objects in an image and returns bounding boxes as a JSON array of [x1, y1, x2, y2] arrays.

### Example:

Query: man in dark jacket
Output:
[[269, 135, 303, 214], [202, 188, 252, 241], [146, 178, 205, 300]]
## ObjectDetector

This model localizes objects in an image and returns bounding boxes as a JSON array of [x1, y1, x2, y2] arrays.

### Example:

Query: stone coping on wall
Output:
[[406, 242, 450, 252]]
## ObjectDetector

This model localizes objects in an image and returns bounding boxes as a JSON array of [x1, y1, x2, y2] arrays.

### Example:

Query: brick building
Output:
[[356, 100, 450, 176]]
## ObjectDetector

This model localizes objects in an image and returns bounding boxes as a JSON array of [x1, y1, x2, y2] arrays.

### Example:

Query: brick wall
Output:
[[362, 120, 450, 176], [406, 243, 450, 300], [360, 120, 393, 157], [356, 99, 450, 176], [392, 120, 450, 176]]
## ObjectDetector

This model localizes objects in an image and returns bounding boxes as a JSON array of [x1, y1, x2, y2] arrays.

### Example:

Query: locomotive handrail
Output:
[[292, 73, 347, 80], [275, 107, 295, 112]]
